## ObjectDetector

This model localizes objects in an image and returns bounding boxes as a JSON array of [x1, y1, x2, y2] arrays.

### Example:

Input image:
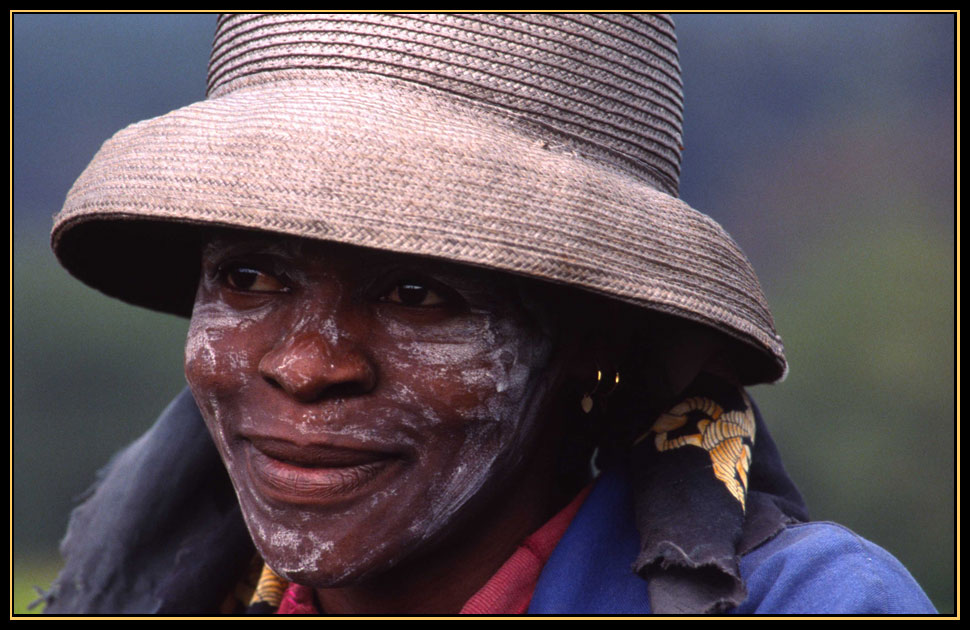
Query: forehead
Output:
[[204, 231, 499, 276]]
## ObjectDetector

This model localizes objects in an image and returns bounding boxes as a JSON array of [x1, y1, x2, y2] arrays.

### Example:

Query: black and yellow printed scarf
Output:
[[628, 374, 808, 613]]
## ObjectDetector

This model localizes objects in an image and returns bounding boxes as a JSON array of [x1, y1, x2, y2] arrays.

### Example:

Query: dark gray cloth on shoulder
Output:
[[43, 388, 254, 614]]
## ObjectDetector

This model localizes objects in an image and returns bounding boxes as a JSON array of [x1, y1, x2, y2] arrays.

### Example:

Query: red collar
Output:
[[277, 485, 592, 615]]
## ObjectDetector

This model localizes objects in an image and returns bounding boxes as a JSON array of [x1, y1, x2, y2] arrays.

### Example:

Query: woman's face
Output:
[[184, 233, 566, 587]]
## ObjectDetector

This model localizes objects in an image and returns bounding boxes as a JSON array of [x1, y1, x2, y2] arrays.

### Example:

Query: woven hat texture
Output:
[[51, 13, 786, 383]]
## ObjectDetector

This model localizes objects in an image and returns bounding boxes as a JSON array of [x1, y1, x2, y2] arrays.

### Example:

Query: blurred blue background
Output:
[[12, 13, 955, 613]]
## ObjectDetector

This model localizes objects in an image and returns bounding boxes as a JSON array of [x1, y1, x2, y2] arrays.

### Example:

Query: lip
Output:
[[245, 437, 400, 506]]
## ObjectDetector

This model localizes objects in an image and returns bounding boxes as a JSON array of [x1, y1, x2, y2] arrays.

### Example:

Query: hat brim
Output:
[[52, 75, 786, 383]]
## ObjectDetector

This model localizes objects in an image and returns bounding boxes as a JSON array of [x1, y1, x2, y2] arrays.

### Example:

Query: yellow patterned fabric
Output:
[[248, 563, 289, 609], [637, 391, 757, 510]]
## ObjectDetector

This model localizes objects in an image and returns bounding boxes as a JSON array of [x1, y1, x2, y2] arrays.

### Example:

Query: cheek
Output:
[[463, 317, 558, 483], [396, 315, 557, 515], [381, 317, 535, 425], [467, 316, 555, 432], [184, 304, 266, 434]]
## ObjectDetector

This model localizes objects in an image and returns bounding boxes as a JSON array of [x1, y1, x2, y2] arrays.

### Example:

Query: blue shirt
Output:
[[528, 468, 936, 614]]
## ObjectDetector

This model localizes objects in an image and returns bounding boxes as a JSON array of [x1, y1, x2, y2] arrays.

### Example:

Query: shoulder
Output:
[[735, 521, 936, 614]]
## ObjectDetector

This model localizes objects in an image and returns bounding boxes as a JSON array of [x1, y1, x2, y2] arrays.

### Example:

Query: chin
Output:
[[246, 520, 412, 589], [268, 548, 408, 590]]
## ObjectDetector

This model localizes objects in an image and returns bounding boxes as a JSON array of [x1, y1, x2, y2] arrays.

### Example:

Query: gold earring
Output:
[[604, 369, 620, 396], [581, 368, 601, 414], [581, 368, 620, 414]]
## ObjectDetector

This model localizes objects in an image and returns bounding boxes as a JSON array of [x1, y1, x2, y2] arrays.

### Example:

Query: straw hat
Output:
[[51, 13, 786, 384]]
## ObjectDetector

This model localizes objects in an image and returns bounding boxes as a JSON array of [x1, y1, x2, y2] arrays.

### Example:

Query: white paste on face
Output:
[[185, 235, 563, 587]]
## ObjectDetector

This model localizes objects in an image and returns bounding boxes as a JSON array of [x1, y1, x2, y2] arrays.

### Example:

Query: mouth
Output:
[[244, 437, 401, 506]]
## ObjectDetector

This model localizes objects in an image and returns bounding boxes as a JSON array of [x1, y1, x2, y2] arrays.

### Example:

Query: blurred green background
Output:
[[12, 13, 955, 614]]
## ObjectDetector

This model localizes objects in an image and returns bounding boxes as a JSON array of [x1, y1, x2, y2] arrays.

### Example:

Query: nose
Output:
[[258, 332, 377, 403]]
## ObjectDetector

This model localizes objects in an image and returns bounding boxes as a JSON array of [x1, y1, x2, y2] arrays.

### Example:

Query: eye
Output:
[[219, 265, 288, 293], [381, 281, 448, 307]]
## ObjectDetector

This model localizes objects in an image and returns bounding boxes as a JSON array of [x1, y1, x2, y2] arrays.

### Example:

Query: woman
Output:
[[43, 14, 935, 615]]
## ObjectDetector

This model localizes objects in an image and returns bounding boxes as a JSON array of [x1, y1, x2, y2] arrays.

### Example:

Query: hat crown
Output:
[[206, 13, 685, 195]]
